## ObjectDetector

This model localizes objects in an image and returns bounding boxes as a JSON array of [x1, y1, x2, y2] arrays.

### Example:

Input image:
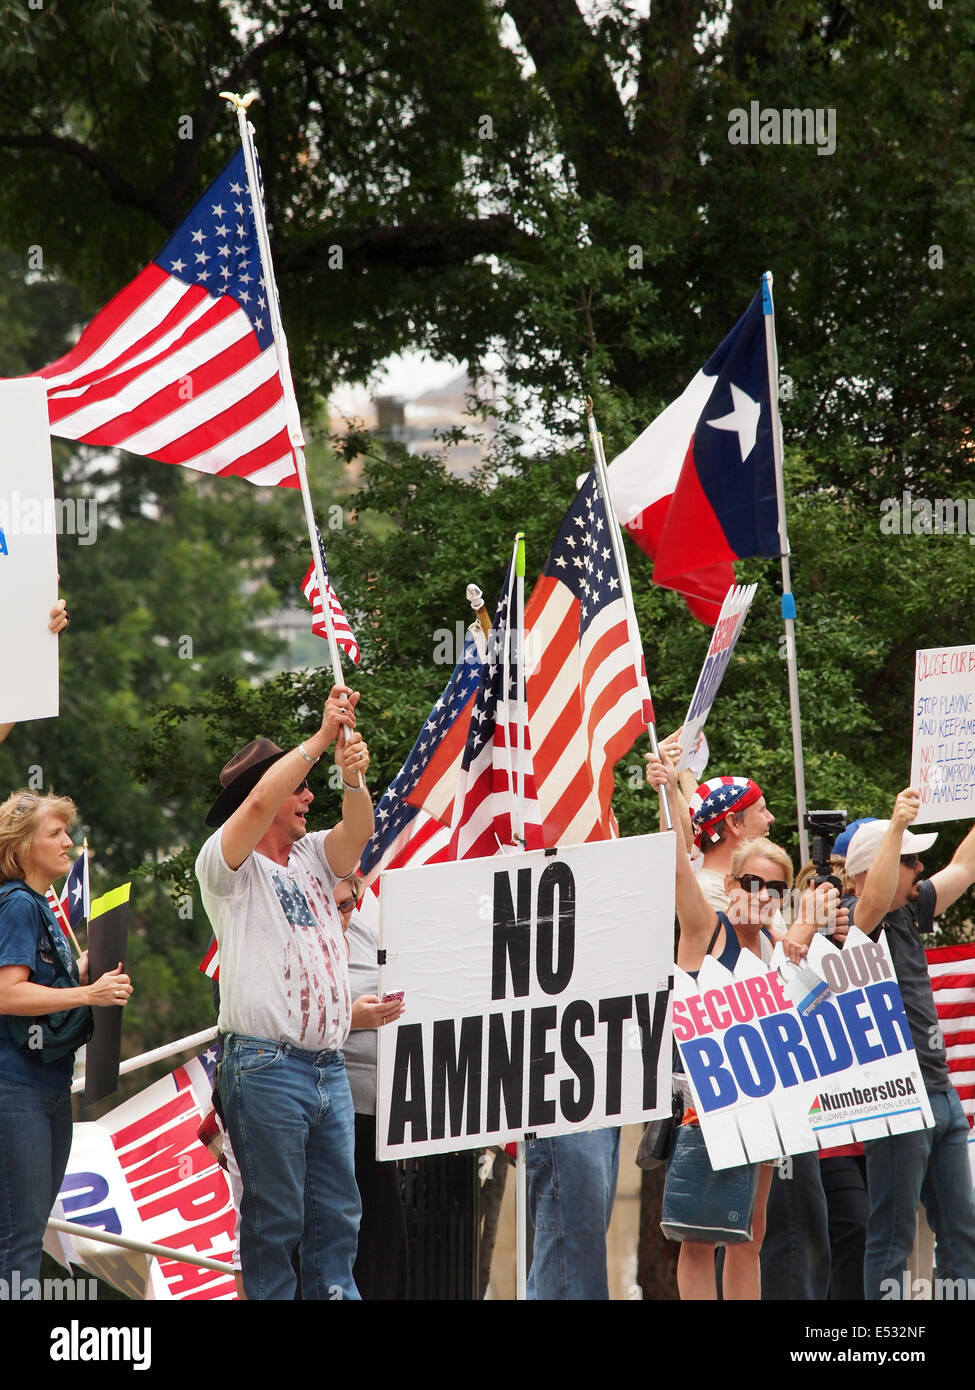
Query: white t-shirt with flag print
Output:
[[196, 829, 351, 1052]]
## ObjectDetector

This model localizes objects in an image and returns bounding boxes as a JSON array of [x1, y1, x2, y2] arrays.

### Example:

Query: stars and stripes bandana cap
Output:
[[690, 775, 763, 846]]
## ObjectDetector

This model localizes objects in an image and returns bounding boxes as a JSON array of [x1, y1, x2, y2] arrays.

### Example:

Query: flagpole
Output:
[[512, 530, 529, 1302], [223, 92, 361, 784], [762, 272, 809, 864], [585, 400, 672, 832]]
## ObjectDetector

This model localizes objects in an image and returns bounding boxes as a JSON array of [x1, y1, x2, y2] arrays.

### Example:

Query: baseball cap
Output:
[[845, 819, 938, 878]]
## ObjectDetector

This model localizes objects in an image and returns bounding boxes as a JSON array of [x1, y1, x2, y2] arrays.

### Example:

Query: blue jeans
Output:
[[526, 1128, 620, 1300], [863, 1087, 975, 1299], [220, 1036, 361, 1301], [760, 1150, 831, 1300], [0, 1074, 73, 1282]]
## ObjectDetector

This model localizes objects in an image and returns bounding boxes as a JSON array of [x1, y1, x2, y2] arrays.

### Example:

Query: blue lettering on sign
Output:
[[687, 651, 734, 723], [681, 985, 913, 1113], [58, 1170, 121, 1233], [758, 1011, 818, 1086], [0, 526, 7, 556], [724, 1024, 777, 1098], [864, 981, 913, 1055], [800, 1001, 853, 1075], [836, 989, 886, 1064], [680, 1035, 738, 1110]]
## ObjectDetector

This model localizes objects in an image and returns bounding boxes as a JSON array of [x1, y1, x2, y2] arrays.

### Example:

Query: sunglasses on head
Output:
[[734, 873, 789, 899]]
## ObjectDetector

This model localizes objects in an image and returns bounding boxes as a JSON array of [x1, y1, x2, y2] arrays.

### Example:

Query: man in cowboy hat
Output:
[[844, 788, 975, 1299], [195, 684, 388, 1301]]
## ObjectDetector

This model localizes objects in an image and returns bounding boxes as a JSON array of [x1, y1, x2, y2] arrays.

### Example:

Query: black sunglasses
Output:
[[294, 779, 309, 795], [335, 898, 357, 913], [900, 853, 920, 869], [734, 873, 789, 899]]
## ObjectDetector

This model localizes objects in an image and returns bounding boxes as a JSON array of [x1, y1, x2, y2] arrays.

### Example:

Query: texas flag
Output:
[[608, 277, 782, 624]]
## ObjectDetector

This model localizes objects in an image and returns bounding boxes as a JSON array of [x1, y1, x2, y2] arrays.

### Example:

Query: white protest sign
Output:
[[377, 834, 676, 1159], [47, 1051, 237, 1301], [910, 644, 975, 824], [0, 378, 60, 724], [676, 584, 757, 773], [674, 928, 933, 1170]]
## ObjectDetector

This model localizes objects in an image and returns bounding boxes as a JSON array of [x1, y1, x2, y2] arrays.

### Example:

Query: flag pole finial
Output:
[[219, 91, 259, 112]]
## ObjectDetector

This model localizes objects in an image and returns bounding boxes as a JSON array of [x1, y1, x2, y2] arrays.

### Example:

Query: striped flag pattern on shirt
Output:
[[449, 560, 543, 859], [302, 529, 360, 664], [927, 943, 975, 1128], [358, 631, 483, 888], [524, 470, 647, 846], [32, 148, 298, 488]]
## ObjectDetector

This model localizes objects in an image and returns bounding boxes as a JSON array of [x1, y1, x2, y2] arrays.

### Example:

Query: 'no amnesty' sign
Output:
[[376, 834, 676, 1159]]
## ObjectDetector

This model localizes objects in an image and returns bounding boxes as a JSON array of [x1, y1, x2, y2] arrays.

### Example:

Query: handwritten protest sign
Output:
[[377, 835, 675, 1159], [676, 584, 757, 773], [910, 644, 975, 825], [674, 928, 932, 1170]]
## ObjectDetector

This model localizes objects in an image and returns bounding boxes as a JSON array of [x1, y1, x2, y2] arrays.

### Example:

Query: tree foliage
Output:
[[0, 3, 973, 1104]]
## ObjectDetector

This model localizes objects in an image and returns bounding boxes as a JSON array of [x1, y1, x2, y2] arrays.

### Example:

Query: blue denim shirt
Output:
[[0, 881, 78, 1091]]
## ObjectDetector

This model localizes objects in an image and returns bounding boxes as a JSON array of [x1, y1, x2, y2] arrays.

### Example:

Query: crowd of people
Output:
[[3, 605, 975, 1300]]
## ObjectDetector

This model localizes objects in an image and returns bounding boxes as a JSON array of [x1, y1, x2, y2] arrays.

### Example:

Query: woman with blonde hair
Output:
[[0, 789, 133, 1283]]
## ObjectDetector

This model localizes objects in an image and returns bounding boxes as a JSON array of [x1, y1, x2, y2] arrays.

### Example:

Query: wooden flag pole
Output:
[[222, 92, 361, 784], [585, 399, 672, 832]]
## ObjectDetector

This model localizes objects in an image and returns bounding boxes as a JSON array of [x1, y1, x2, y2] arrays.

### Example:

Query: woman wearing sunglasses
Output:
[[648, 751, 803, 1300], [0, 790, 133, 1285]]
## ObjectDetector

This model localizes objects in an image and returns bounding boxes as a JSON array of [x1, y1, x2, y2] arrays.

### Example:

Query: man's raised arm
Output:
[[220, 686, 357, 870]]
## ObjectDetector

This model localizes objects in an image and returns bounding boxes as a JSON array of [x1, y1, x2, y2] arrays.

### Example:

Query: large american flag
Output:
[[358, 631, 483, 887], [927, 943, 975, 1128], [525, 470, 649, 845], [448, 560, 543, 859], [33, 148, 298, 488], [302, 529, 360, 665]]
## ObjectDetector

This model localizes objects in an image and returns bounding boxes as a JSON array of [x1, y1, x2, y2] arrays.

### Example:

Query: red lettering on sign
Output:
[[112, 1083, 194, 1151], [138, 1168, 227, 1223], [703, 989, 732, 1030], [672, 999, 694, 1043], [686, 995, 712, 1036], [743, 975, 777, 1018], [164, 1209, 237, 1254]]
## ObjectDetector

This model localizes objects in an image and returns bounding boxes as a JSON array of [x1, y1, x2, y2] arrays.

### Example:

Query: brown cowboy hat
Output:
[[204, 738, 287, 827]]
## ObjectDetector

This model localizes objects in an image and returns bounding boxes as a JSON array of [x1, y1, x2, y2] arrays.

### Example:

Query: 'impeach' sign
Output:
[[675, 927, 933, 1169], [376, 835, 676, 1159]]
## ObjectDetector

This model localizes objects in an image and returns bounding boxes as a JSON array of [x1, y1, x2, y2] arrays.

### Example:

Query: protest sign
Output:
[[676, 584, 757, 773], [47, 1049, 237, 1301], [377, 834, 676, 1160], [0, 379, 59, 724], [910, 643, 975, 824], [674, 927, 933, 1170]]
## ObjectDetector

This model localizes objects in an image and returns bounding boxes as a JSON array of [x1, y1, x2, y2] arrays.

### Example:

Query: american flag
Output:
[[199, 936, 220, 982], [33, 148, 298, 488], [448, 558, 543, 859], [525, 470, 649, 846], [927, 943, 975, 1128], [302, 529, 360, 665], [358, 631, 483, 887]]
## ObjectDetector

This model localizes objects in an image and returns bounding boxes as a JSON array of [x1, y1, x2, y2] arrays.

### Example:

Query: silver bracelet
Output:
[[298, 741, 319, 764], [342, 779, 365, 792]]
